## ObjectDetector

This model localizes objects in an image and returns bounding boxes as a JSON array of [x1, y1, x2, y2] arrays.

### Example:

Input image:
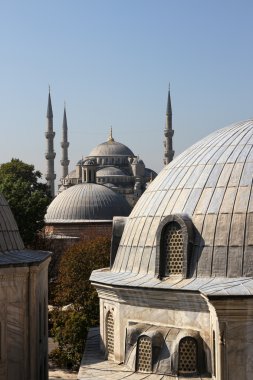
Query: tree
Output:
[[50, 236, 111, 369], [0, 158, 51, 246]]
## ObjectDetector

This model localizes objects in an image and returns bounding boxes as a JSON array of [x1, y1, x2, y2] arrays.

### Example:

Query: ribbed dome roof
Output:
[[89, 140, 134, 157], [45, 183, 131, 223], [96, 166, 126, 177], [112, 119, 253, 278], [0, 193, 24, 251]]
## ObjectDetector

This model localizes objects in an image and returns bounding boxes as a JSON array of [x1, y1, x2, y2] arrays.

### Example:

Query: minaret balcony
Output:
[[45, 173, 56, 181], [164, 129, 174, 137], [45, 152, 56, 160], [45, 131, 55, 139], [60, 159, 70, 166], [61, 142, 70, 148]]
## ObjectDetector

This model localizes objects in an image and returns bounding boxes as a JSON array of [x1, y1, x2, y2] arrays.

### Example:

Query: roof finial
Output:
[[108, 126, 114, 142]]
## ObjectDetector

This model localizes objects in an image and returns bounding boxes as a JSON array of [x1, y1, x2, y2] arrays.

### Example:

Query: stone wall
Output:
[[45, 222, 112, 239], [0, 259, 50, 380]]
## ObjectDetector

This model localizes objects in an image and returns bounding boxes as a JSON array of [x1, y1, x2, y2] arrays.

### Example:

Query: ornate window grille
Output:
[[178, 337, 198, 375], [163, 222, 183, 275], [106, 311, 114, 356], [136, 336, 152, 373]]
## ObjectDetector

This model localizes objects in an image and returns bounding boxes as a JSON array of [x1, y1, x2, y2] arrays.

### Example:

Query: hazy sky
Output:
[[1, 0, 253, 181]]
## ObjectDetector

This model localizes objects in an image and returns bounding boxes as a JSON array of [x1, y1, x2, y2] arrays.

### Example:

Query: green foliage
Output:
[[0, 158, 51, 246], [50, 309, 88, 370], [50, 237, 110, 369]]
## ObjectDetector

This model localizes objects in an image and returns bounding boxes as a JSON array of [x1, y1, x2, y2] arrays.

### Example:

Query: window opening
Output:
[[106, 311, 114, 356], [136, 336, 152, 373], [178, 337, 198, 375], [163, 222, 183, 275]]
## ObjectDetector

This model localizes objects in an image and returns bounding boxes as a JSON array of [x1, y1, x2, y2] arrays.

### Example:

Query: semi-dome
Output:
[[89, 140, 134, 157], [96, 166, 126, 177], [45, 183, 131, 223], [111, 119, 253, 279]]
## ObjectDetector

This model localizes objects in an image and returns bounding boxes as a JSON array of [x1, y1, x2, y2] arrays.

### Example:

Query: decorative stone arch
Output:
[[156, 214, 194, 278], [178, 336, 198, 375], [171, 329, 208, 376], [105, 310, 114, 359]]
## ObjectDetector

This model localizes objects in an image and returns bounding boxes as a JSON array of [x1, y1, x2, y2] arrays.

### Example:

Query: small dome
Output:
[[96, 166, 126, 177], [65, 170, 77, 179], [83, 159, 96, 166], [45, 183, 131, 223], [89, 140, 134, 157], [0, 193, 24, 251], [113, 119, 253, 278]]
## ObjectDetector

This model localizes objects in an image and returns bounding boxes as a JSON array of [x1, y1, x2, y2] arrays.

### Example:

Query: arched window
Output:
[[178, 337, 198, 376], [106, 311, 114, 357], [161, 221, 183, 276], [136, 336, 152, 373]]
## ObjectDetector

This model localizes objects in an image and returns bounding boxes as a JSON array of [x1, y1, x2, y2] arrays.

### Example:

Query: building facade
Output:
[[44, 90, 174, 206], [0, 193, 51, 380], [89, 119, 253, 380]]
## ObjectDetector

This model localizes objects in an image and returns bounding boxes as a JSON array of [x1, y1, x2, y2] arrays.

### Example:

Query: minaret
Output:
[[60, 104, 70, 181], [45, 89, 56, 197], [163, 87, 174, 165]]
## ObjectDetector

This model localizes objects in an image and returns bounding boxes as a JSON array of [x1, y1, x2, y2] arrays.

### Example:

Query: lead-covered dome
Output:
[[45, 183, 131, 222], [112, 119, 253, 279], [89, 140, 134, 157]]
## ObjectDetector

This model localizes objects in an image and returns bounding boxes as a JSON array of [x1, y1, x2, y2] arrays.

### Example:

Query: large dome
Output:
[[45, 183, 131, 222], [112, 119, 253, 279], [89, 139, 134, 157]]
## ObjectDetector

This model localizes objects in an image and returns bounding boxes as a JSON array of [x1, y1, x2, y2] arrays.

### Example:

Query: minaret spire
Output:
[[45, 89, 56, 197], [60, 104, 70, 181], [163, 87, 174, 165]]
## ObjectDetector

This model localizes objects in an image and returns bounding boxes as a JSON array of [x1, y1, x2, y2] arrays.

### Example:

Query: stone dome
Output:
[[89, 140, 134, 157], [45, 183, 131, 223], [112, 119, 253, 278]]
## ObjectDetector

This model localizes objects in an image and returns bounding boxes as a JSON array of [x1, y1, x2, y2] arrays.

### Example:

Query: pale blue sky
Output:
[[1, 0, 253, 180]]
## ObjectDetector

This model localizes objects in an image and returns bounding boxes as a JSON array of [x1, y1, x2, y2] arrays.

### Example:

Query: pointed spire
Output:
[[45, 88, 56, 197], [63, 104, 67, 133], [108, 126, 114, 142], [61, 104, 70, 180], [163, 86, 174, 165], [47, 87, 53, 118], [166, 84, 172, 117]]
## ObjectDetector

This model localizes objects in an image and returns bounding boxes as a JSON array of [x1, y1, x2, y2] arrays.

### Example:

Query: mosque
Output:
[[77, 118, 253, 380], [44, 90, 173, 238], [44, 90, 163, 203]]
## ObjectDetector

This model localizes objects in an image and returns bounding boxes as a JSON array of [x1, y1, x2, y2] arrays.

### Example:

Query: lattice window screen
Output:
[[178, 337, 198, 375], [106, 311, 114, 355], [164, 222, 183, 275], [136, 336, 152, 373]]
